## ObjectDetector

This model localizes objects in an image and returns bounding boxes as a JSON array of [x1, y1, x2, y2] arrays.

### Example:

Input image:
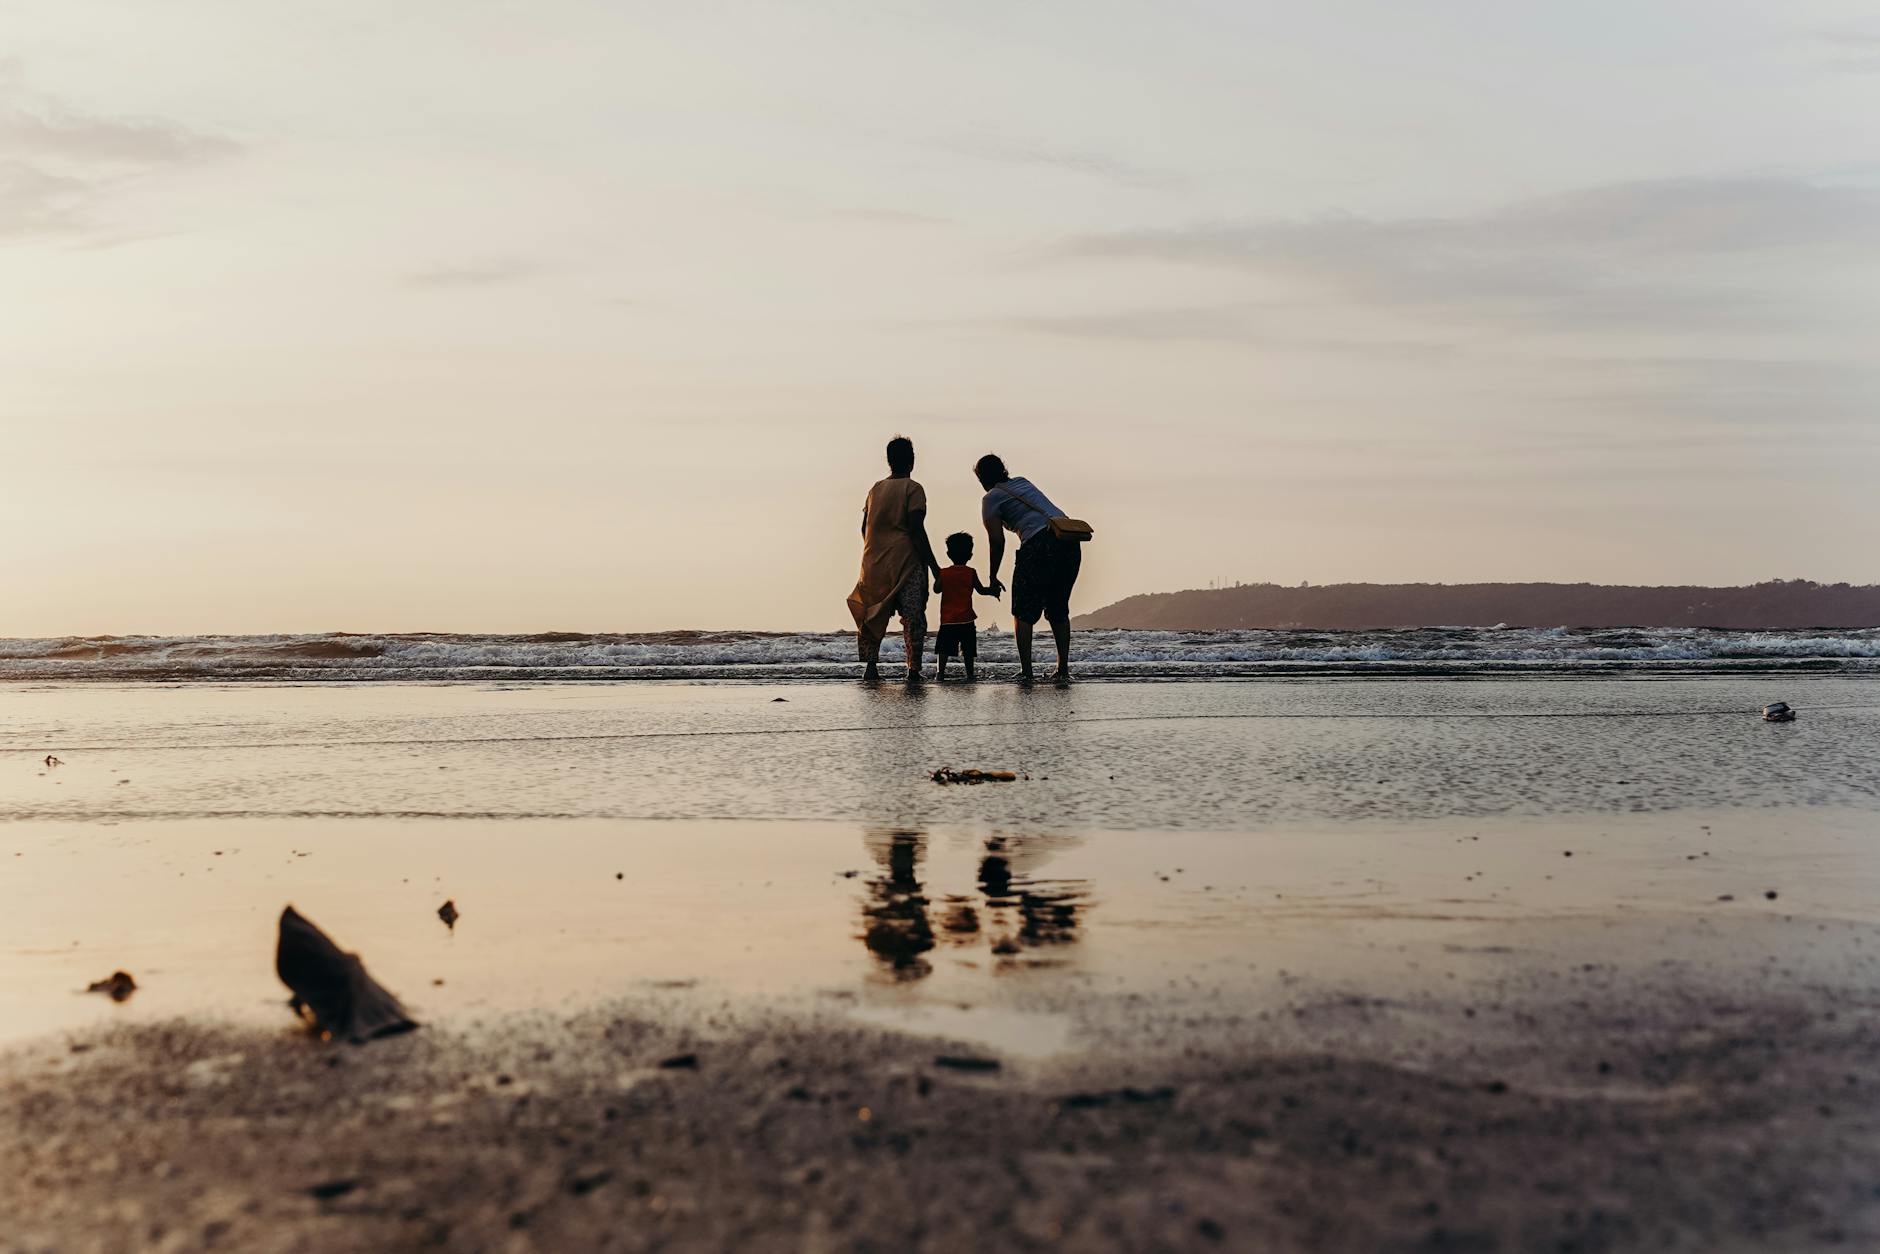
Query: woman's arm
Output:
[[908, 507, 942, 579], [984, 521, 1006, 597]]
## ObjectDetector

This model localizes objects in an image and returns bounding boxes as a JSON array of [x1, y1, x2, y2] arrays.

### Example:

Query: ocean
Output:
[[4, 625, 1879, 682]]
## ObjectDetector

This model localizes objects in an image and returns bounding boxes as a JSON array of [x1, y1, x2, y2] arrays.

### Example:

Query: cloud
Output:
[[1531, 354, 1880, 429], [403, 258, 548, 288], [0, 160, 94, 236], [1049, 176, 1880, 330], [0, 104, 238, 166], [1809, 28, 1880, 72], [939, 131, 1174, 189], [818, 208, 950, 226], [0, 64, 238, 242], [993, 304, 1264, 343]]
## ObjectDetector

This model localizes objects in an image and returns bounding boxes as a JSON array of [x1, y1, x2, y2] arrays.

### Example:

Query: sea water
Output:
[[4, 676, 1878, 1044], [3, 626, 1879, 682]]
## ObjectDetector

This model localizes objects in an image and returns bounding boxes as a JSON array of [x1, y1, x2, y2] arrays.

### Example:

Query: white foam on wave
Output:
[[1, 626, 1877, 680]]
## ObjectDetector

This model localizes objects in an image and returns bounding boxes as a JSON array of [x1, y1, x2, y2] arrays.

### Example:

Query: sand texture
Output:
[[7, 954, 1879, 1254]]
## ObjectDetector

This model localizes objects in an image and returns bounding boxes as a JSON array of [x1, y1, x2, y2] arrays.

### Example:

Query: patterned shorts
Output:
[[892, 568, 928, 635]]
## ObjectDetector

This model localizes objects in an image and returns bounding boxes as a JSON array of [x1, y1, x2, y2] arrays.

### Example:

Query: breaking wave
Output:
[[3, 626, 1879, 682]]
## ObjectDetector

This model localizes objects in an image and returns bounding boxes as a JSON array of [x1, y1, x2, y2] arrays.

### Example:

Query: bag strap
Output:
[[997, 484, 1056, 528]]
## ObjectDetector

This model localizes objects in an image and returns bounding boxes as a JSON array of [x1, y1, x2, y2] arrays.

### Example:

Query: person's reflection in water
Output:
[[854, 829, 1090, 977], [978, 835, 1085, 958], [858, 829, 935, 980]]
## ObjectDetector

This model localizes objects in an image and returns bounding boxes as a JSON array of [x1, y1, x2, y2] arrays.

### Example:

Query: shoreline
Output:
[[5, 657, 1878, 685]]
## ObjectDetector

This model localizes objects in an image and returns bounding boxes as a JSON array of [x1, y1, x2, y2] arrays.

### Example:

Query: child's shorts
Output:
[[936, 622, 977, 659]]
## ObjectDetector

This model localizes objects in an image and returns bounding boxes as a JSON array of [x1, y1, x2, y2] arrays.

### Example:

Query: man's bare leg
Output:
[[1014, 619, 1036, 684], [1046, 612, 1072, 683]]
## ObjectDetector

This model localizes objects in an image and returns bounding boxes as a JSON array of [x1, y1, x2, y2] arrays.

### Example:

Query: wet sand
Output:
[[6, 914, 1879, 1252], [7, 810, 1880, 1250], [5, 680, 1880, 1249]]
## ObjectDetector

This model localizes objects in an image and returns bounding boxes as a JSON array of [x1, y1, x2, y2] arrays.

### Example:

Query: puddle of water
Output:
[[3, 810, 1874, 1048], [845, 1004, 1075, 1059]]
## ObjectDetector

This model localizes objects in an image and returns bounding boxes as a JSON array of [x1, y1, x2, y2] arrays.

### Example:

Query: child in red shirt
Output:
[[934, 532, 996, 681]]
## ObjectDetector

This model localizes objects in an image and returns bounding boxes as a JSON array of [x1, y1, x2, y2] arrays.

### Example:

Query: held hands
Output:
[[987, 576, 1006, 599]]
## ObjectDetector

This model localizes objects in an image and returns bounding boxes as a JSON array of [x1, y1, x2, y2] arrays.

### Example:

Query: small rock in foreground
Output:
[[85, 971, 137, 1002], [306, 1178, 361, 1200], [934, 1054, 1001, 1072]]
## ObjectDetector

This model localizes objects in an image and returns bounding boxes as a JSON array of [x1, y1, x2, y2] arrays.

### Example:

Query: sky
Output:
[[3, 0, 1877, 635]]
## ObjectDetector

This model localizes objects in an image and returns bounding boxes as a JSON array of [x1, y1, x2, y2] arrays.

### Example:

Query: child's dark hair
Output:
[[944, 532, 973, 561]]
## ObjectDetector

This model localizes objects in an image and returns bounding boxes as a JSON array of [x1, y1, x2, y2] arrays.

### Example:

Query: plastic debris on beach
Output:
[[276, 906, 419, 1044], [437, 899, 459, 930], [931, 767, 1019, 785], [85, 970, 136, 1002], [1762, 702, 1796, 722]]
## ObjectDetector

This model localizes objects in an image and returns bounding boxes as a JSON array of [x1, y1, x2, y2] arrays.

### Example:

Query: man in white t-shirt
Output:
[[976, 453, 1082, 684]]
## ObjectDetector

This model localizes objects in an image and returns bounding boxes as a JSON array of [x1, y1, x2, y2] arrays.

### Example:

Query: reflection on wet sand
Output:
[[858, 829, 1091, 981], [859, 829, 936, 979]]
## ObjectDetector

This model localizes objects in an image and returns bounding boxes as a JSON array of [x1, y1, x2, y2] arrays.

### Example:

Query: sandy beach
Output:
[[3, 678, 1878, 1250], [11, 0, 1877, 1244]]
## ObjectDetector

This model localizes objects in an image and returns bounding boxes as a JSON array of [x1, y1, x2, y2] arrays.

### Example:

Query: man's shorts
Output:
[[936, 622, 977, 658], [1011, 533, 1082, 625]]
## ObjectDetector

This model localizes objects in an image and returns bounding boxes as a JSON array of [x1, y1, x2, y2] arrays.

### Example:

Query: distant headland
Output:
[[1074, 580, 1880, 631]]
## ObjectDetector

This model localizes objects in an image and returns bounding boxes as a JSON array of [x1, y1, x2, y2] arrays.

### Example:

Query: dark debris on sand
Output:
[[275, 906, 418, 1044], [84, 971, 137, 1003]]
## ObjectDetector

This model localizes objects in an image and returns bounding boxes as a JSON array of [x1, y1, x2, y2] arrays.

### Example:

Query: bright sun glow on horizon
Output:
[[3, 0, 1877, 635]]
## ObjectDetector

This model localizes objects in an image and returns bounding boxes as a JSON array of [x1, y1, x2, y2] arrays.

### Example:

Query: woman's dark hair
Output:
[[944, 532, 973, 560], [886, 436, 915, 474], [973, 453, 1008, 489]]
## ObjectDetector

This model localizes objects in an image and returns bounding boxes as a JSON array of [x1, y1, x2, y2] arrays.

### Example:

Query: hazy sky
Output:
[[4, 0, 1877, 635]]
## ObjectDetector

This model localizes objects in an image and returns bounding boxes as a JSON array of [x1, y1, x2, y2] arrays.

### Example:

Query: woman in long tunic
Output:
[[848, 436, 942, 684]]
